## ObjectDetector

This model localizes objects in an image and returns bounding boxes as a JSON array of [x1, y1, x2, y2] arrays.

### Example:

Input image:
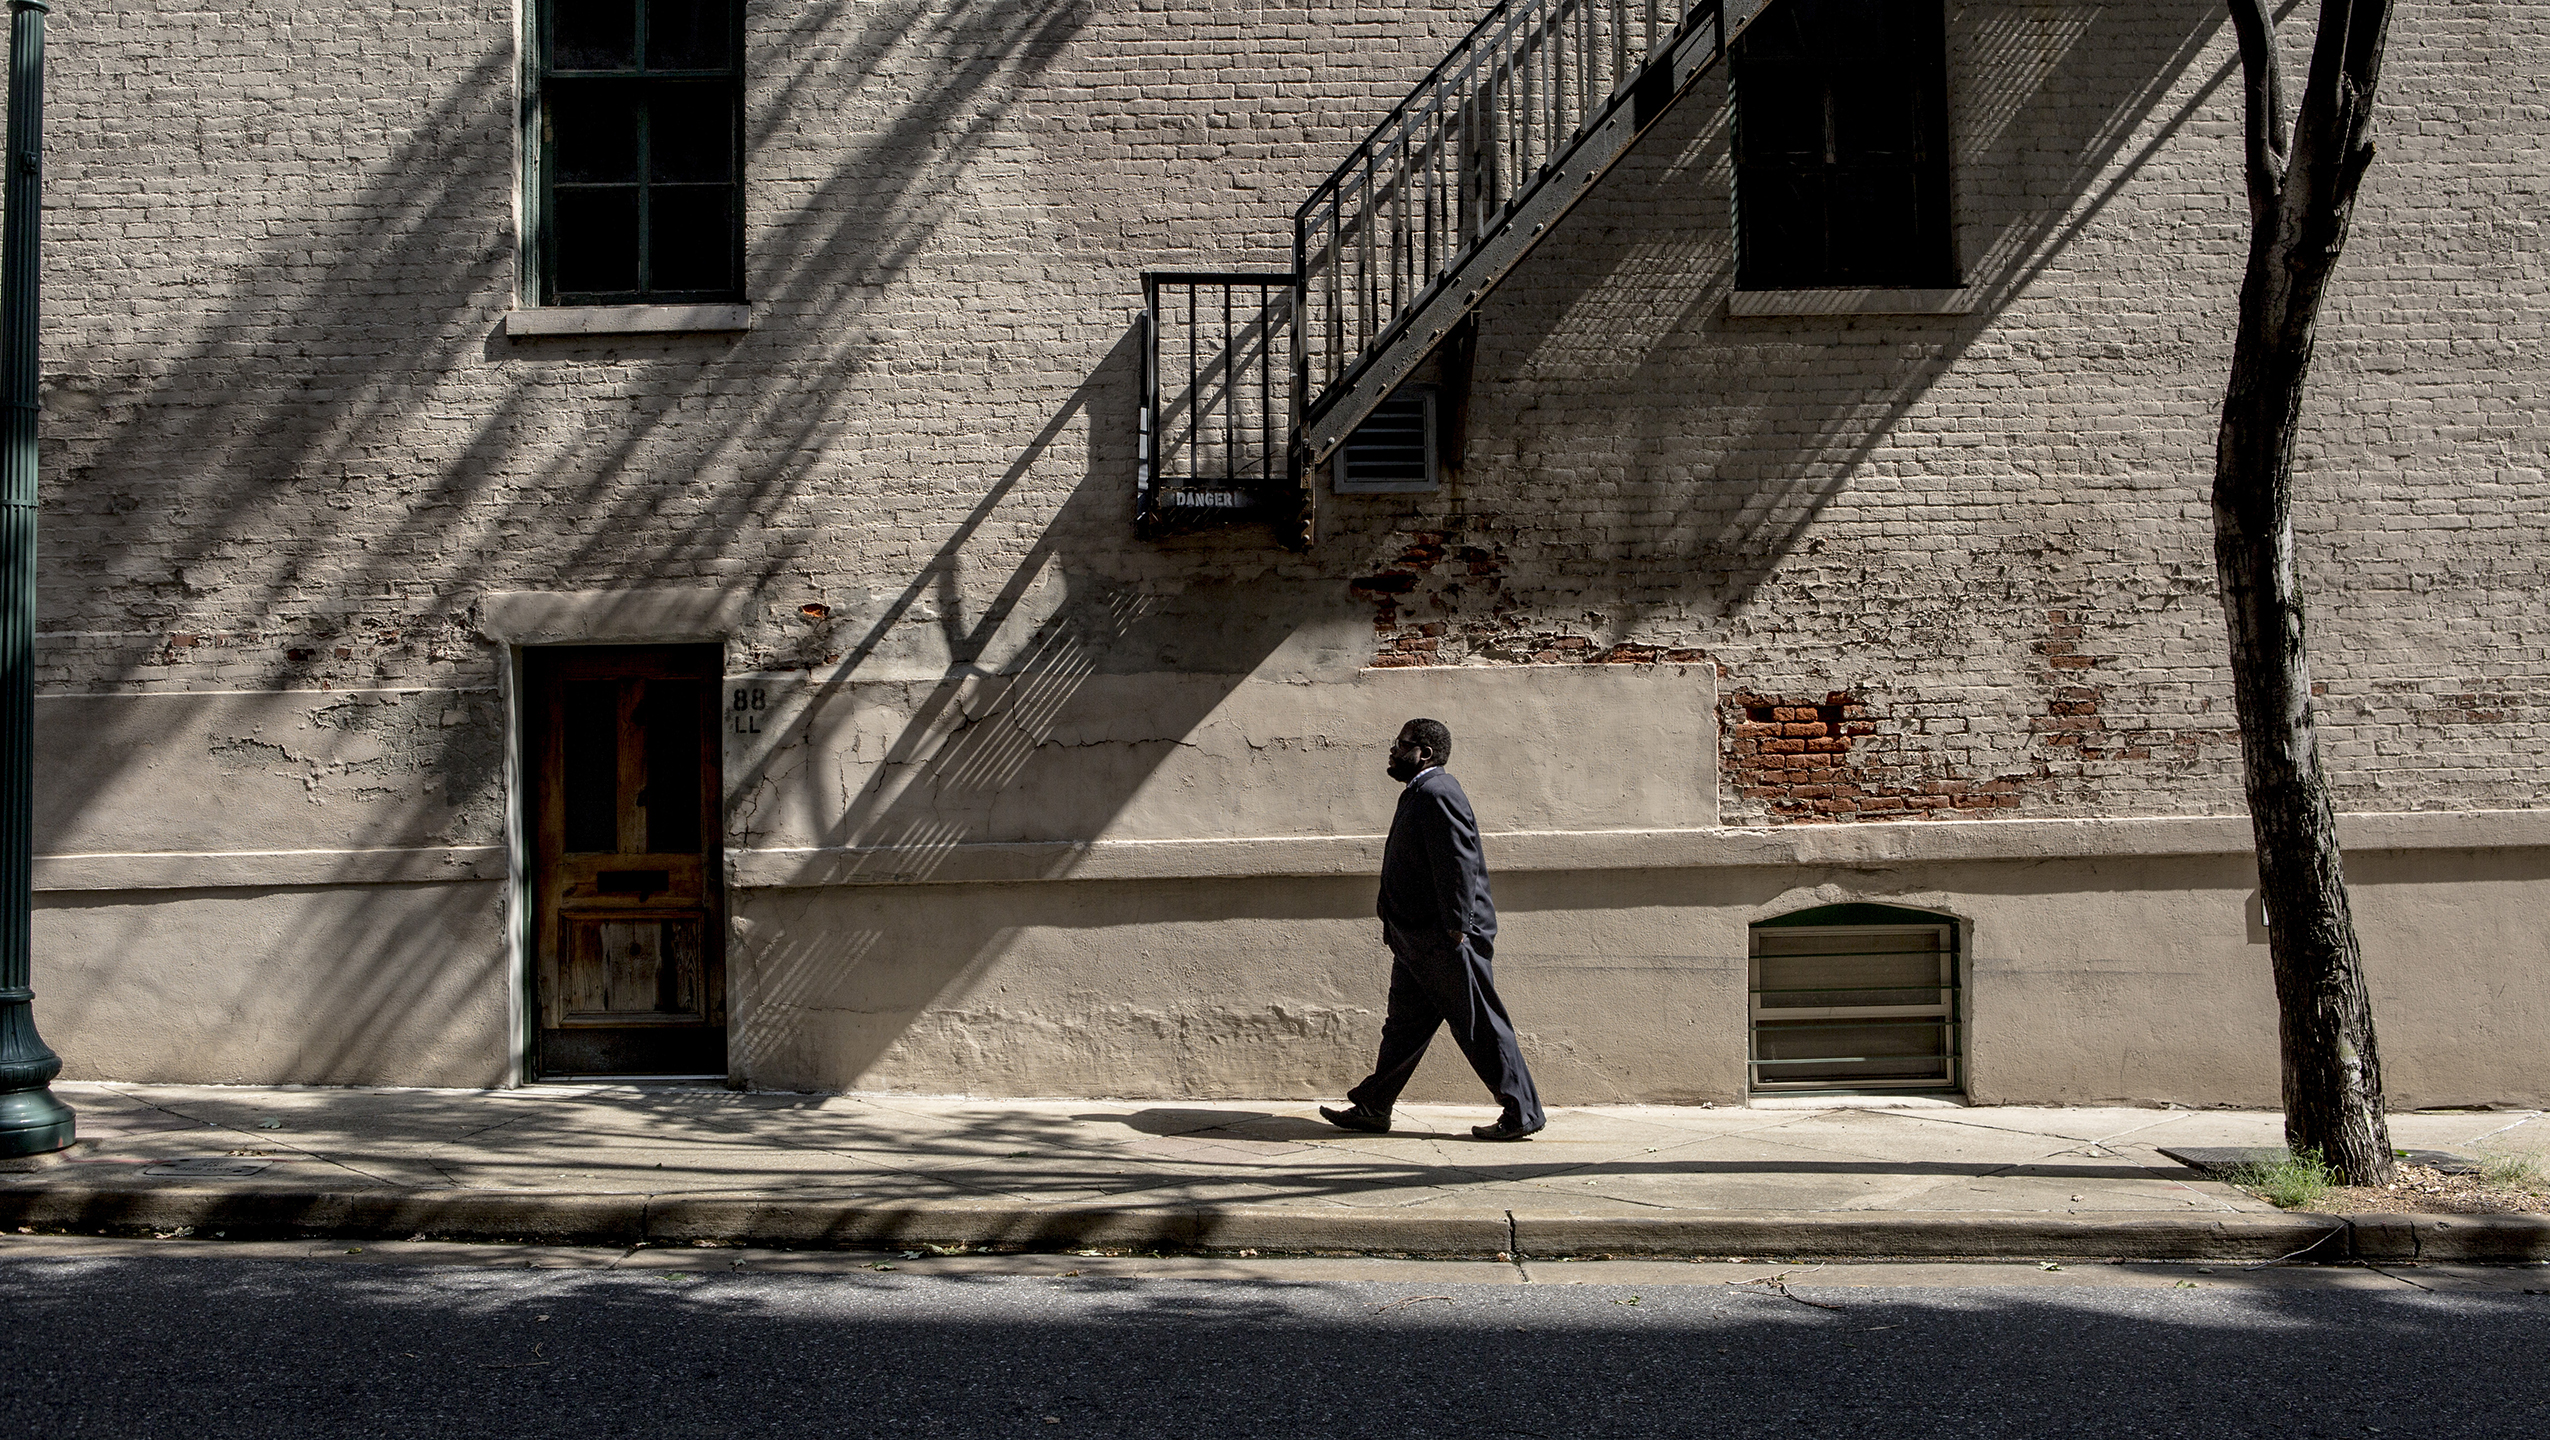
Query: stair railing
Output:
[[1138, 271, 1299, 537], [1294, 0, 1725, 454]]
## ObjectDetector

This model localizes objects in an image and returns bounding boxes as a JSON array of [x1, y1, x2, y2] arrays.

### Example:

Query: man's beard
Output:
[[1386, 754, 1421, 783]]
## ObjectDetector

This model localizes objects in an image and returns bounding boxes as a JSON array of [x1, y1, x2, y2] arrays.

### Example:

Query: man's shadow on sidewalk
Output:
[[1100, 1109, 1354, 1142], [1098, 1108, 1540, 1144]]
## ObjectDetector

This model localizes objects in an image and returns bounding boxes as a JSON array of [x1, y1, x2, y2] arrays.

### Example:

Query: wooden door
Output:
[[526, 645, 726, 1078]]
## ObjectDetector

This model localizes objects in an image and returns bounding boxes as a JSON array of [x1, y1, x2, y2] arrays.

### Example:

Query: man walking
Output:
[[1322, 718, 1546, 1141]]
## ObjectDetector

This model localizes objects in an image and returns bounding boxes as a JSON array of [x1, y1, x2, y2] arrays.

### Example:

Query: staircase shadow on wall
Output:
[[721, 356, 1355, 1090], [1385, 0, 2234, 635]]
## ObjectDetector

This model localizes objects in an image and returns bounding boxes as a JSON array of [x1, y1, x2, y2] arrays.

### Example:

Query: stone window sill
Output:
[[1726, 287, 1976, 318], [502, 304, 753, 337]]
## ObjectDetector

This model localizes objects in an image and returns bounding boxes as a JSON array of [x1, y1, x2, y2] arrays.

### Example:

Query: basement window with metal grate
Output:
[[1749, 903, 1962, 1095], [1331, 389, 1438, 494]]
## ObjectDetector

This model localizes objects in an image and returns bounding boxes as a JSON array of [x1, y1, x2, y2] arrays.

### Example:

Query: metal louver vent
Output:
[[1331, 389, 1437, 494]]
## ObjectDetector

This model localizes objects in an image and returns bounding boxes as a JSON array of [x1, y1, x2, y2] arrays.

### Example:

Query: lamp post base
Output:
[[0, 1084, 69, 1156], [0, 996, 72, 1157]]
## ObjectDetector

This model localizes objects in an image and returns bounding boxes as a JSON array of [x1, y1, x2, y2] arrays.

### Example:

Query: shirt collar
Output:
[[1405, 765, 1441, 788]]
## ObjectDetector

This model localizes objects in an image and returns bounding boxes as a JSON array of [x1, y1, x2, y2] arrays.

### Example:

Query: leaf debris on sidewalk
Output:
[[1726, 1266, 1845, 1311], [1369, 1294, 1454, 1314]]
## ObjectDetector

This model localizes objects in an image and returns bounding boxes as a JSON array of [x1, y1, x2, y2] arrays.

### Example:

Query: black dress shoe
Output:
[[1471, 1116, 1545, 1142], [1319, 1103, 1392, 1134]]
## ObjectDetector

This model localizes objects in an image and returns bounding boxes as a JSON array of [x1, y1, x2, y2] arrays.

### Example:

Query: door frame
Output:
[[506, 640, 732, 1086], [502, 646, 530, 1088]]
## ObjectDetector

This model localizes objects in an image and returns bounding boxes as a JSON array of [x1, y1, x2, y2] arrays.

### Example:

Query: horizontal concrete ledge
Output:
[[32, 847, 507, 893], [500, 304, 752, 337], [728, 809, 2550, 889], [1726, 287, 1978, 317], [29, 810, 2548, 895], [3, 1185, 2542, 1262], [477, 586, 745, 645], [733, 834, 1386, 888]]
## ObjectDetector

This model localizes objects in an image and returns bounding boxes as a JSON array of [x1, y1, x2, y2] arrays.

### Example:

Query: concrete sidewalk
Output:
[[4, 1083, 2545, 1263]]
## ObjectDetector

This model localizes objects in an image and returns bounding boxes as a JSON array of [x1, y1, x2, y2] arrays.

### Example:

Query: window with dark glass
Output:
[[536, 0, 743, 304], [1731, 0, 1952, 290]]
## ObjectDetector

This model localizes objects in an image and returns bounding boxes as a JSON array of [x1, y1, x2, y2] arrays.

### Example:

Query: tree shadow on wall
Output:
[[33, 0, 1182, 1087], [52, 0, 1103, 674]]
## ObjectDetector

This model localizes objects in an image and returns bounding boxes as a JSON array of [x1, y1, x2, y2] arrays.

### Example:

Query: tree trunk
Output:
[[2214, 0, 2396, 1185]]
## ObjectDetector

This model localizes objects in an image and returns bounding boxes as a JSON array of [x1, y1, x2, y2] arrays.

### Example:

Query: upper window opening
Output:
[[536, 0, 744, 305], [1731, 0, 1953, 290]]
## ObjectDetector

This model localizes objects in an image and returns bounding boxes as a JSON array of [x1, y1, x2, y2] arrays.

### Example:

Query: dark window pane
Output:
[[562, 681, 620, 854], [551, 89, 640, 183], [1828, 170, 1922, 282], [1739, 170, 1824, 285], [543, 1, 742, 306], [552, 0, 638, 70], [647, 188, 735, 293], [1738, 64, 1828, 164], [1830, 64, 1920, 162], [647, 0, 733, 70], [648, 89, 734, 183], [1816, 0, 1895, 54], [1742, 7, 1814, 57], [1874, 0, 1943, 58], [555, 187, 642, 295], [639, 681, 703, 854], [1734, 0, 1950, 289]]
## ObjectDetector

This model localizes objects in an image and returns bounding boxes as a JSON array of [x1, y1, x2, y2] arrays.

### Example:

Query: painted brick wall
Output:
[[30, 0, 2550, 830]]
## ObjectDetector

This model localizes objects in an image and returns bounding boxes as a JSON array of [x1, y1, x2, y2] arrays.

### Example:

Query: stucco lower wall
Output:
[[34, 880, 514, 1089], [724, 869, 1755, 1104], [727, 839, 2550, 1110], [26, 825, 2545, 1109]]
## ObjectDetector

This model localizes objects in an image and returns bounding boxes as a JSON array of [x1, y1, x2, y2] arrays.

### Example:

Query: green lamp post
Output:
[[0, 0, 73, 1158]]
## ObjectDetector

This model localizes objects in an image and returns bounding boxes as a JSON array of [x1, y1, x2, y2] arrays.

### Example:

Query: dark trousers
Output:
[[1347, 923, 1544, 1127]]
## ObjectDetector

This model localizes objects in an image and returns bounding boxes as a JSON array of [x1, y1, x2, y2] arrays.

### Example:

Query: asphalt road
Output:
[[2, 1248, 2544, 1439]]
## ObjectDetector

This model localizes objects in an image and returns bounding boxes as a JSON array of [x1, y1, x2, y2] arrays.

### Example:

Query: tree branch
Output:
[[2226, 0, 2289, 219]]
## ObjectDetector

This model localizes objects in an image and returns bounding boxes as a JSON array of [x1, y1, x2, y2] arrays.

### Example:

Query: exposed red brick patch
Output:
[[1723, 688, 2024, 824], [1353, 531, 1703, 670], [2417, 692, 2519, 726], [2025, 613, 2234, 767]]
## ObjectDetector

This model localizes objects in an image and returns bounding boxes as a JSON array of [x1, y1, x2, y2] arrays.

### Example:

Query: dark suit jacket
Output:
[[1378, 768, 1497, 942]]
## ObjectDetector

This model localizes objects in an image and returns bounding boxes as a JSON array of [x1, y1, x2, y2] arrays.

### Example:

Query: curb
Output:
[[3, 1183, 2545, 1263]]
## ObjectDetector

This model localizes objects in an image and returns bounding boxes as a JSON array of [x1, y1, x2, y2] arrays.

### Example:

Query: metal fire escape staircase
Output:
[[1139, 0, 1769, 544]]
